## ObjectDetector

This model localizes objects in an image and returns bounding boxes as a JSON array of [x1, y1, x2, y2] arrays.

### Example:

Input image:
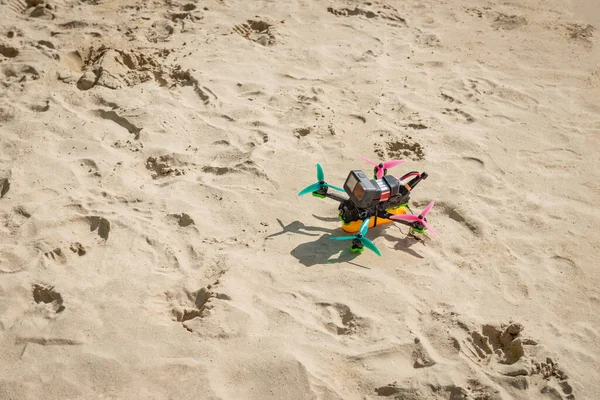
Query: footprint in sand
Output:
[[416, 32, 441, 48], [294, 127, 312, 138], [414, 310, 461, 360], [442, 107, 476, 124], [202, 159, 269, 180], [144, 233, 209, 276], [440, 78, 494, 105], [170, 67, 219, 105], [76, 158, 102, 179], [374, 380, 500, 399], [147, 20, 175, 43], [0, 43, 19, 58], [517, 148, 581, 173], [417, 307, 575, 398], [317, 302, 366, 336], [327, 5, 406, 26], [439, 92, 462, 104], [375, 137, 425, 162], [89, 216, 110, 240], [462, 7, 527, 31], [168, 213, 194, 227], [441, 77, 538, 111], [69, 242, 86, 256], [354, 340, 457, 397], [327, 6, 377, 19], [76, 45, 159, 89], [145, 237, 182, 272], [463, 323, 530, 365], [463, 6, 491, 19], [4, 27, 21, 39], [166, 280, 231, 333], [7, 0, 55, 20], [146, 154, 187, 179], [539, 254, 582, 289], [351, 340, 436, 376], [490, 13, 528, 31], [461, 323, 575, 399], [3, 206, 31, 234], [32, 284, 65, 313], [170, 287, 211, 325], [1, 63, 41, 87], [43, 248, 67, 264], [74, 45, 219, 106], [166, 3, 204, 24], [233, 19, 277, 47], [112, 139, 143, 153], [4, 210, 106, 270], [41, 242, 87, 266], [0, 244, 38, 274], [564, 23, 594, 45], [26, 97, 50, 112]]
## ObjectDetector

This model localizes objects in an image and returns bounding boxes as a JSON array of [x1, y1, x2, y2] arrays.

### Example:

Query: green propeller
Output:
[[329, 217, 381, 256], [298, 164, 345, 196]]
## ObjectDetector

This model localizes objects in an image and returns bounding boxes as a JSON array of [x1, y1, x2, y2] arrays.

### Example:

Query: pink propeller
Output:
[[359, 155, 405, 179], [390, 201, 439, 237]]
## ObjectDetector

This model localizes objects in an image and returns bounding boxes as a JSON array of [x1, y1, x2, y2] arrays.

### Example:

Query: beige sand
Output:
[[1, 0, 599, 398]]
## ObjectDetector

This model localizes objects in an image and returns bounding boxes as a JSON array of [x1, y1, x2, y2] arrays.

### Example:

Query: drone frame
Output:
[[298, 162, 436, 256]]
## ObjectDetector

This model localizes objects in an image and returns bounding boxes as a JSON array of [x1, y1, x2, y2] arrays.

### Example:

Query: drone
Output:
[[297, 155, 438, 256]]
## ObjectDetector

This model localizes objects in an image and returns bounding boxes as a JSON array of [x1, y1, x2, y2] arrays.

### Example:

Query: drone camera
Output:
[[344, 170, 400, 208], [344, 170, 377, 208]]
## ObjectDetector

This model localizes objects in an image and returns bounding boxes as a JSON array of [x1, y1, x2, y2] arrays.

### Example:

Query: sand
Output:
[[0, 0, 599, 399]]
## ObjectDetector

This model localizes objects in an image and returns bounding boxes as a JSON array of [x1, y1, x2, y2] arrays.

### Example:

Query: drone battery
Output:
[[382, 175, 400, 197], [374, 176, 400, 201], [344, 170, 379, 208], [375, 179, 390, 201]]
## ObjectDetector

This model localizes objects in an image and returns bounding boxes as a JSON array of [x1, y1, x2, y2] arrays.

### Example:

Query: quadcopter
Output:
[[297, 155, 438, 256]]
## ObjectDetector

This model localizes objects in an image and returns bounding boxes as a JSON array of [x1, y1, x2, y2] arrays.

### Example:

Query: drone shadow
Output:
[[265, 218, 329, 239], [310, 214, 341, 223], [383, 232, 425, 259], [267, 217, 428, 266], [291, 233, 368, 268], [266, 218, 368, 268]]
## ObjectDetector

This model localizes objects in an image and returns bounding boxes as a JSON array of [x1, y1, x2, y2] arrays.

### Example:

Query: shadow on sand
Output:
[[266, 217, 428, 267], [266, 218, 367, 267], [380, 231, 426, 259]]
